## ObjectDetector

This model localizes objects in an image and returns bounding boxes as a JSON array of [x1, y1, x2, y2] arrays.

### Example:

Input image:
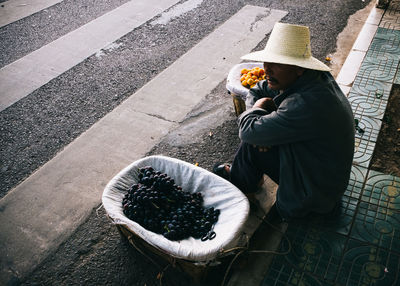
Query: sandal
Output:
[[212, 162, 231, 181]]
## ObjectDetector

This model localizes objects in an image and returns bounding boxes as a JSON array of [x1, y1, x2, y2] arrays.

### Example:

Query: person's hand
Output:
[[253, 97, 277, 112], [253, 145, 271, 152]]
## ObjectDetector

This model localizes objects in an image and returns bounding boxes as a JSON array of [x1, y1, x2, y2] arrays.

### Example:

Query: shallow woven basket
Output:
[[116, 224, 224, 281], [102, 155, 250, 280], [226, 62, 263, 115]]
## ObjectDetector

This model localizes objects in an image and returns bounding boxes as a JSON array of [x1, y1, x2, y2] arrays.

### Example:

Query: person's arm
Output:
[[245, 80, 278, 109], [239, 94, 319, 146]]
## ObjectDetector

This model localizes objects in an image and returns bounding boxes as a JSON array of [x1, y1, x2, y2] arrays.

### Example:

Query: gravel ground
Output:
[[0, 0, 131, 68], [0, 0, 371, 198]]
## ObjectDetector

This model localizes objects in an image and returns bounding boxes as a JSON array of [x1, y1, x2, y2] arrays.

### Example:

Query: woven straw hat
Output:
[[241, 22, 331, 71]]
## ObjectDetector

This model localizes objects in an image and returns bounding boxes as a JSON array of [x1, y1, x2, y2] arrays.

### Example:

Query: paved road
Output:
[[0, 0, 373, 285], [0, 0, 371, 198]]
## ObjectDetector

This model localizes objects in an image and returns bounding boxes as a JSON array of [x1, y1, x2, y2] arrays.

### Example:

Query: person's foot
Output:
[[212, 163, 231, 181]]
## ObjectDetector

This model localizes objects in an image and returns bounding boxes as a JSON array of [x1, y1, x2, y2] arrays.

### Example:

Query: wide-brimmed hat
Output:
[[241, 22, 331, 71]]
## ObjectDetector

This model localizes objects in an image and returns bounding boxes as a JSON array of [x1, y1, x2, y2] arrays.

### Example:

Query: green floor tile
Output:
[[358, 58, 398, 83], [373, 28, 400, 49], [337, 239, 400, 286], [348, 75, 392, 120], [366, 37, 400, 61], [348, 75, 391, 121], [353, 113, 382, 142], [263, 231, 400, 286], [350, 73, 392, 100], [350, 201, 400, 253], [361, 170, 400, 210], [354, 137, 376, 168], [346, 165, 368, 198], [263, 224, 347, 285], [348, 92, 389, 121], [366, 44, 400, 61]]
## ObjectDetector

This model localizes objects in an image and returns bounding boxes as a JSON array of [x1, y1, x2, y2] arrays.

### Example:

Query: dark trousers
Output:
[[230, 142, 280, 194]]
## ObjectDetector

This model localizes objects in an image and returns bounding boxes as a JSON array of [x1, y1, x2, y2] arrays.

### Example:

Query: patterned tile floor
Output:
[[262, 2, 400, 285]]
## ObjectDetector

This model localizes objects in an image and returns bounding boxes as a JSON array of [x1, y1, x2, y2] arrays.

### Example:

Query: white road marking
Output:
[[0, 0, 63, 28], [151, 0, 204, 25], [0, 0, 181, 111]]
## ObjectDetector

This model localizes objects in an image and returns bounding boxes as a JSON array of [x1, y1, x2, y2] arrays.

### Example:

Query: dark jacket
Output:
[[239, 70, 355, 218]]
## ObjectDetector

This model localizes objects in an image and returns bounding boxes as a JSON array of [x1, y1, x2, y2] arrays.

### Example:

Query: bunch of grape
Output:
[[122, 166, 220, 241]]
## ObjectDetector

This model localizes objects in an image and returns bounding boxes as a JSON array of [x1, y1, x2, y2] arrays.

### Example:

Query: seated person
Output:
[[215, 23, 355, 221]]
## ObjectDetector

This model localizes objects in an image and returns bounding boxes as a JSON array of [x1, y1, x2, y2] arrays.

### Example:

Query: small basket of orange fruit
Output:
[[239, 66, 266, 88], [226, 62, 265, 116]]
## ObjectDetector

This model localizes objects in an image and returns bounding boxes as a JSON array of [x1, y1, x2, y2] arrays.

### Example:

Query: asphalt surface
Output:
[[0, 0, 371, 199], [1, 0, 373, 285], [0, 0, 131, 67]]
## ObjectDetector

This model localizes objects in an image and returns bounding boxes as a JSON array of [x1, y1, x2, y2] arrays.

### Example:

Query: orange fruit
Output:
[[247, 78, 254, 85], [239, 67, 265, 88]]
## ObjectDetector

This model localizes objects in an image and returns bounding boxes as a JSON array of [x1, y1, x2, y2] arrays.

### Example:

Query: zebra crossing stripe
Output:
[[0, 5, 287, 283], [0, 0, 181, 111], [130, 6, 288, 122], [0, 0, 63, 28]]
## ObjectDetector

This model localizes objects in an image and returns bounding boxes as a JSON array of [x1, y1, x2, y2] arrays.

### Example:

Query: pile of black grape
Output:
[[122, 166, 220, 241]]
